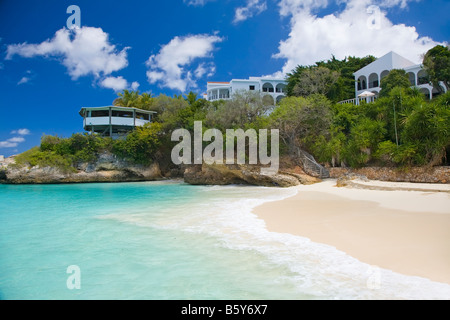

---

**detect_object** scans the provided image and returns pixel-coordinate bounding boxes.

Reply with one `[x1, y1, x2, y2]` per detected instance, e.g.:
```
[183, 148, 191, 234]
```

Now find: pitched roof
[354, 51, 416, 76]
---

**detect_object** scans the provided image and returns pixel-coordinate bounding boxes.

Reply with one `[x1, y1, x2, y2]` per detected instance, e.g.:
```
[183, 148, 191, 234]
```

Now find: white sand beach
[254, 179, 450, 285]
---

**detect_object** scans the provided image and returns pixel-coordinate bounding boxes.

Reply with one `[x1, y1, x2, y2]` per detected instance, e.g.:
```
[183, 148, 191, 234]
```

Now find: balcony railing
[84, 116, 150, 127]
[208, 94, 230, 101]
[337, 97, 378, 105]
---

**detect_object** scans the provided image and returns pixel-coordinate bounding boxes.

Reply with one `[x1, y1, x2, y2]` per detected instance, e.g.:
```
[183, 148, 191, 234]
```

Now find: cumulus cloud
[183, 0, 215, 6]
[100, 77, 141, 92]
[0, 141, 18, 148]
[17, 77, 31, 85]
[6, 27, 129, 80]
[234, 0, 268, 23]
[1, 129, 31, 149]
[274, 0, 438, 75]
[131, 81, 140, 91]
[100, 76, 129, 91]
[8, 137, 25, 143]
[0, 137, 25, 148]
[11, 129, 30, 135]
[146, 34, 223, 92]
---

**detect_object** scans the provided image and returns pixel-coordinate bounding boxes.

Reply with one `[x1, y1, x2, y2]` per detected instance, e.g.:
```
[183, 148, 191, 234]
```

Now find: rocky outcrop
[1, 152, 163, 184]
[0, 153, 321, 187]
[329, 166, 450, 184]
[183, 163, 318, 187]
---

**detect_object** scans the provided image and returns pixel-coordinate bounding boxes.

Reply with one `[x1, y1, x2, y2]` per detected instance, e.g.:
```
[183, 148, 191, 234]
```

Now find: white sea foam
[99, 184, 450, 300]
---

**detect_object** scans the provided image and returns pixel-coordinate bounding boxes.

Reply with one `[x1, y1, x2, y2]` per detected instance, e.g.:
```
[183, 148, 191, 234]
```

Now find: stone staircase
[297, 148, 330, 179]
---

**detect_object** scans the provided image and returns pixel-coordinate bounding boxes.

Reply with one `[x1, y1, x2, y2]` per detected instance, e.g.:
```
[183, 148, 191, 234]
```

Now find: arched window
[276, 83, 286, 93]
[262, 83, 274, 93]
[262, 94, 275, 106]
[369, 73, 379, 88]
[407, 72, 416, 86]
[380, 70, 390, 80]
[419, 87, 431, 100]
[418, 70, 429, 85]
[276, 95, 285, 104]
[357, 76, 367, 91]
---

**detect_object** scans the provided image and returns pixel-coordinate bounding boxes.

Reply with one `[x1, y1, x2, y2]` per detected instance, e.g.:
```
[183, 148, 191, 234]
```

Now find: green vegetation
[286, 55, 376, 102]
[423, 45, 450, 92]
[13, 47, 450, 173]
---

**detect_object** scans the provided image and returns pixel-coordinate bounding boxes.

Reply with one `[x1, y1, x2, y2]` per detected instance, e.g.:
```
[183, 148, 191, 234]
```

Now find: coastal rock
[2, 152, 163, 184]
[183, 163, 306, 187]
[330, 166, 450, 184]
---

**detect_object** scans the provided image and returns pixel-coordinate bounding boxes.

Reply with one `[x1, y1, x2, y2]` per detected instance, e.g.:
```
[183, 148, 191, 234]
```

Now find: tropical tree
[292, 66, 340, 97]
[379, 69, 411, 97]
[268, 94, 332, 154]
[206, 91, 273, 131]
[423, 45, 450, 92]
[113, 90, 141, 108]
[286, 55, 376, 102]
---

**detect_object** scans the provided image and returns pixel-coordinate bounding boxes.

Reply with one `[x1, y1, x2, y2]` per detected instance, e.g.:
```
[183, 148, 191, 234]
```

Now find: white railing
[337, 97, 378, 105]
[208, 94, 231, 101]
[84, 117, 150, 127]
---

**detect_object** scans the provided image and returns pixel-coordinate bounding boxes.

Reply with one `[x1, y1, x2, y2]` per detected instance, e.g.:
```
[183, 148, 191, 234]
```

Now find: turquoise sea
[0, 181, 449, 300]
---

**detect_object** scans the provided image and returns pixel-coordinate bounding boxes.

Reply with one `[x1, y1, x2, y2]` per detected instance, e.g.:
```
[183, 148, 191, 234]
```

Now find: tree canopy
[423, 45, 450, 92]
[379, 69, 411, 97]
[286, 55, 376, 102]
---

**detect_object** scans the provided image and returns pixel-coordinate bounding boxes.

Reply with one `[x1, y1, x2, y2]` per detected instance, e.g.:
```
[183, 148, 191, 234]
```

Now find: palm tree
[113, 90, 140, 108]
[137, 92, 154, 110]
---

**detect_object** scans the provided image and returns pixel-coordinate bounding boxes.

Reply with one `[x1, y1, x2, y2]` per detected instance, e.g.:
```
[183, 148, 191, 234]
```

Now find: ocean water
[0, 181, 449, 300]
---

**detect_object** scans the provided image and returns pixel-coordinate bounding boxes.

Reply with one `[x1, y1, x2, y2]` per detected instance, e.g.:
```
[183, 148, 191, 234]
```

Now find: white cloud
[100, 76, 129, 91]
[99, 76, 141, 92]
[146, 34, 223, 92]
[11, 129, 30, 135]
[234, 0, 268, 23]
[8, 137, 25, 143]
[17, 77, 31, 85]
[1, 129, 30, 149]
[0, 136, 26, 148]
[0, 141, 18, 148]
[274, 0, 438, 75]
[183, 0, 215, 6]
[6, 27, 129, 80]
[278, 0, 329, 16]
[131, 81, 140, 91]
[194, 63, 216, 78]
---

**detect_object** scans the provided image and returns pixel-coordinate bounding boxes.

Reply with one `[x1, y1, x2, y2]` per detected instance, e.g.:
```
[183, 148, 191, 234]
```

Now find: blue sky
[0, 0, 449, 157]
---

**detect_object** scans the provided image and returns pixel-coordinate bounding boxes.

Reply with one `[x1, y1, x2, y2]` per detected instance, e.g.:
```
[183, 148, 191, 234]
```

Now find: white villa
[79, 106, 156, 138]
[205, 77, 287, 104]
[344, 51, 447, 105]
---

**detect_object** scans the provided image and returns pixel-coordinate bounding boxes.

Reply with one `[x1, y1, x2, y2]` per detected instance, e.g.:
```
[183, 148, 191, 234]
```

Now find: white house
[79, 106, 156, 138]
[351, 51, 446, 103]
[206, 77, 287, 104]
[0, 155, 4, 163]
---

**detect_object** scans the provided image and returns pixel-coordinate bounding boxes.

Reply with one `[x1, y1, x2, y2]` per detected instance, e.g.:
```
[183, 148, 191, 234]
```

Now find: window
[249, 85, 255, 91]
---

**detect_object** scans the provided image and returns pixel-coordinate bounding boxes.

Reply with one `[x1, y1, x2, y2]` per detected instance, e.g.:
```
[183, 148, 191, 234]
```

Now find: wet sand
[254, 180, 450, 284]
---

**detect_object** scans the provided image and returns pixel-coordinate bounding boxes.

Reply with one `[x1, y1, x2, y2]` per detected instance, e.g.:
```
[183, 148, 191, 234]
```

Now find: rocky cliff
[183, 163, 319, 187]
[329, 166, 449, 184]
[0, 152, 162, 184]
[0, 153, 319, 187]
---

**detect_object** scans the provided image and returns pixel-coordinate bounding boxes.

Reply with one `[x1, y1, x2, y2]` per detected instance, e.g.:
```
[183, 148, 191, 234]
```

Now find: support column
[109, 107, 112, 137]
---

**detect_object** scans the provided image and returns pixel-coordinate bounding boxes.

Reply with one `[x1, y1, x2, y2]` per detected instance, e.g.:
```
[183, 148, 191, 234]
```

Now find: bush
[113, 122, 163, 165]
[12, 147, 76, 173]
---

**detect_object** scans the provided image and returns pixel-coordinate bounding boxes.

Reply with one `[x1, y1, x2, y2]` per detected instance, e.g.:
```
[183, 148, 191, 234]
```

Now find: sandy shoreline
[254, 180, 450, 285]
